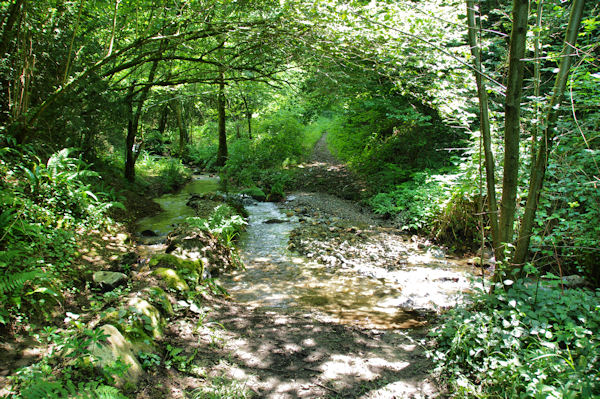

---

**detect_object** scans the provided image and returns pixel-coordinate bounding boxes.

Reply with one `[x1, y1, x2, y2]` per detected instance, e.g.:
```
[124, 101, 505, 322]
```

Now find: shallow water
[137, 176, 472, 329]
[137, 175, 220, 235]
[219, 202, 431, 328]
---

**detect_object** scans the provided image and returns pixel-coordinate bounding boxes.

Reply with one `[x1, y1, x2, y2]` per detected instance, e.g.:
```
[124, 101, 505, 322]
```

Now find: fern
[0, 270, 44, 295]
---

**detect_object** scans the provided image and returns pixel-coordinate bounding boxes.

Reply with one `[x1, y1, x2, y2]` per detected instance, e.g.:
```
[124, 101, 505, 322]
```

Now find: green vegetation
[1, 0, 599, 397]
[431, 281, 600, 397]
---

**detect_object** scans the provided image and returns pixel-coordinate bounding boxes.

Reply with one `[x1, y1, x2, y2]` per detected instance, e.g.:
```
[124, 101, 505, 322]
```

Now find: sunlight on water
[137, 177, 469, 330]
[220, 202, 427, 329]
[136, 175, 220, 235]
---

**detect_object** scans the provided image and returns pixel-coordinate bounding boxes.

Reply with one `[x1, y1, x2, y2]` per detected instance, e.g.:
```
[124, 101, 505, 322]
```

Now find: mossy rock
[151, 267, 190, 292]
[240, 187, 267, 202]
[88, 324, 144, 386]
[150, 253, 204, 288]
[126, 297, 165, 340]
[142, 286, 174, 316]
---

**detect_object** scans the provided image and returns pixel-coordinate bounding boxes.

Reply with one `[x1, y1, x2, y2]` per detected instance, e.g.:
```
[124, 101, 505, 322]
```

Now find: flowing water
[137, 175, 472, 330]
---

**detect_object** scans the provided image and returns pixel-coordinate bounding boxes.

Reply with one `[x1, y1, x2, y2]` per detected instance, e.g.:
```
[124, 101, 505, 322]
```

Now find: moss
[149, 253, 204, 288]
[240, 187, 267, 201]
[151, 267, 190, 292]
[142, 286, 174, 316]
[126, 297, 165, 340]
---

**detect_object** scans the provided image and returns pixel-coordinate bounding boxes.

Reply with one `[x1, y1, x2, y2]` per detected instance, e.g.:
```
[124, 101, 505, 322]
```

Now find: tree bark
[174, 99, 188, 156]
[466, 0, 501, 261]
[513, 0, 586, 267]
[497, 0, 530, 266]
[0, 0, 26, 125]
[158, 105, 169, 134]
[216, 65, 227, 166]
[124, 49, 163, 182]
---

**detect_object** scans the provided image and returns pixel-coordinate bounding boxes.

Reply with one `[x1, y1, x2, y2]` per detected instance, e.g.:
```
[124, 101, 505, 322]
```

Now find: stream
[137, 175, 473, 330]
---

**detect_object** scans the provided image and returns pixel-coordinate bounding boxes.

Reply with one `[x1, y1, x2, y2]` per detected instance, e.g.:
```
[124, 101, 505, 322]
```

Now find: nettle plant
[430, 281, 600, 398]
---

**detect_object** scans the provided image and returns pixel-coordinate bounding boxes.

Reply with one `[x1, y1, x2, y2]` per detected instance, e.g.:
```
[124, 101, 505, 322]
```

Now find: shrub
[430, 282, 600, 397]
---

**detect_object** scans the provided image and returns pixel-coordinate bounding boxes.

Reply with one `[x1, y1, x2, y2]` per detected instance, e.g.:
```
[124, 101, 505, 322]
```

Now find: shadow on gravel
[156, 298, 437, 399]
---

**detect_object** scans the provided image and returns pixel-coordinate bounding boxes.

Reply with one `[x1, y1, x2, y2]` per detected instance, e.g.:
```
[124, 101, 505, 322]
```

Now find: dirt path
[290, 134, 368, 201]
[142, 297, 437, 398]
[139, 135, 442, 398]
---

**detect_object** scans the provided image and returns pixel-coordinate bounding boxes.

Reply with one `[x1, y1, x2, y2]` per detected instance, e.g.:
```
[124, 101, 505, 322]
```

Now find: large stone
[165, 226, 236, 275]
[151, 267, 189, 292]
[93, 271, 128, 290]
[89, 324, 143, 387]
[149, 253, 204, 286]
[126, 297, 165, 339]
[239, 187, 267, 202]
[142, 286, 174, 316]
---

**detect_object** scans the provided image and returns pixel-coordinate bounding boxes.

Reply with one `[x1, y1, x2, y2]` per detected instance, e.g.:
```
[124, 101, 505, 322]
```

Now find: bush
[0, 144, 120, 326]
[431, 282, 600, 397]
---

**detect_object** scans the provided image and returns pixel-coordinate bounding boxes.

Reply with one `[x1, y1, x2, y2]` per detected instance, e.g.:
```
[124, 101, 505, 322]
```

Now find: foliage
[431, 283, 600, 397]
[10, 327, 129, 399]
[186, 204, 247, 243]
[135, 153, 191, 193]
[0, 143, 120, 326]
[221, 107, 313, 196]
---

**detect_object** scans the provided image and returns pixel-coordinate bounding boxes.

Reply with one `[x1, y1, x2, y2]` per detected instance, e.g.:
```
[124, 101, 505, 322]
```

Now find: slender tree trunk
[247, 111, 252, 139]
[531, 0, 544, 168]
[107, 0, 120, 57]
[158, 105, 168, 134]
[124, 83, 137, 181]
[124, 50, 162, 182]
[513, 0, 586, 267]
[174, 99, 188, 156]
[0, 0, 25, 56]
[63, 0, 85, 84]
[216, 65, 227, 166]
[466, 0, 501, 261]
[239, 91, 252, 139]
[497, 0, 530, 265]
[0, 0, 26, 125]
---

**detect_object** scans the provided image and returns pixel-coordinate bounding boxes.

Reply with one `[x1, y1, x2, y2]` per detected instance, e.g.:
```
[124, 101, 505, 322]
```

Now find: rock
[267, 191, 285, 202]
[92, 271, 127, 290]
[264, 219, 286, 224]
[126, 297, 165, 339]
[165, 226, 237, 275]
[140, 229, 158, 237]
[427, 247, 446, 259]
[151, 267, 190, 292]
[239, 187, 267, 202]
[561, 275, 588, 288]
[141, 286, 174, 316]
[89, 324, 144, 386]
[149, 253, 205, 285]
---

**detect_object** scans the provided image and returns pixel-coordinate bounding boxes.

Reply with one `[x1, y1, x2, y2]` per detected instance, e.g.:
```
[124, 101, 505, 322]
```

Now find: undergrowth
[430, 281, 600, 398]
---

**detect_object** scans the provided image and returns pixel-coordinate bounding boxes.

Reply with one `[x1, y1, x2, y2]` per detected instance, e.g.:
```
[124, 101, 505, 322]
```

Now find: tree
[467, 0, 587, 279]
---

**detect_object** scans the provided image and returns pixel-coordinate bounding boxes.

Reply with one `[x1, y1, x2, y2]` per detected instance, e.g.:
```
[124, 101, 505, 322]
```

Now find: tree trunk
[216, 66, 227, 166]
[466, 0, 501, 261]
[174, 99, 188, 156]
[0, 0, 26, 126]
[246, 111, 252, 139]
[158, 105, 168, 134]
[513, 0, 586, 267]
[497, 0, 530, 268]
[124, 84, 136, 182]
[124, 49, 163, 182]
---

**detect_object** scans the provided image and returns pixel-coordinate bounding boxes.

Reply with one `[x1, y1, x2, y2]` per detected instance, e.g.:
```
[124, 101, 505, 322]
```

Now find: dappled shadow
[161, 297, 437, 399]
[290, 134, 367, 201]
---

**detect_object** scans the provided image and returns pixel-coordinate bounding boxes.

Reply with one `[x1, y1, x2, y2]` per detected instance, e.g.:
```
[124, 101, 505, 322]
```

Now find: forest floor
[134, 134, 442, 398]
[0, 135, 444, 399]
